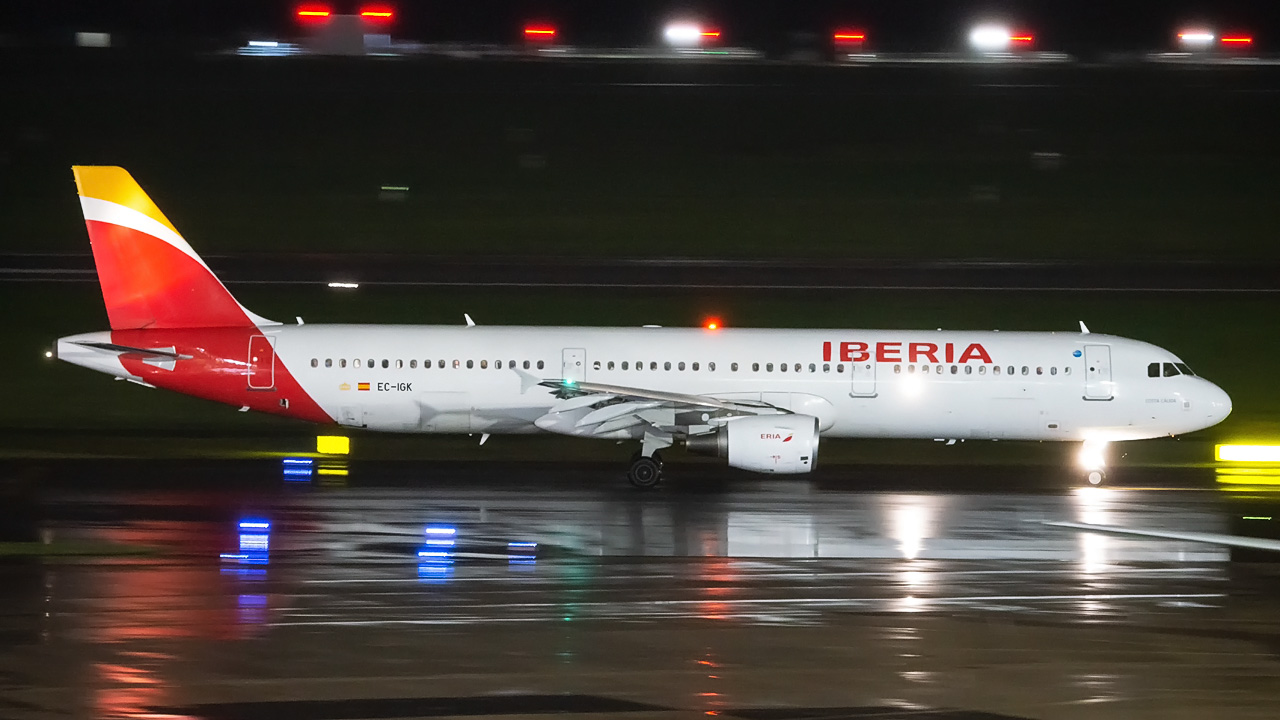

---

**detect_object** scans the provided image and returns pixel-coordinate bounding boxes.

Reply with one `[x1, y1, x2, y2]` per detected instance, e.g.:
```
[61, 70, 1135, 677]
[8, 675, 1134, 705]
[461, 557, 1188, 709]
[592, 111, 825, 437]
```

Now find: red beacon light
[1221, 35, 1254, 46]
[296, 5, 332, 21]
[833, 30, 867, 44]
[1010, 33, 1034, 45]
[359, 6, 394, 21]
[524, 25, 558, 42]
[704, 318, 722, 331]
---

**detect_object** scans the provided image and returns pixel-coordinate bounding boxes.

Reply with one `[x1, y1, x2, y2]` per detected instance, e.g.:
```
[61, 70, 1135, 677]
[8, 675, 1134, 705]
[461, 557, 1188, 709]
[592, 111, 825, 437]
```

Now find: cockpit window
[1162, 362, 1179, 377]
[1175, 362, 1195, 377]
[1148, 363, 1159, 378]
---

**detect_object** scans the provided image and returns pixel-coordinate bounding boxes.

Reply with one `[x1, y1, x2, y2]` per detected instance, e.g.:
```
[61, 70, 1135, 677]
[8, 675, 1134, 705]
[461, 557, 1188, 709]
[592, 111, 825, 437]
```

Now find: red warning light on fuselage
[833, 30, 866, 43]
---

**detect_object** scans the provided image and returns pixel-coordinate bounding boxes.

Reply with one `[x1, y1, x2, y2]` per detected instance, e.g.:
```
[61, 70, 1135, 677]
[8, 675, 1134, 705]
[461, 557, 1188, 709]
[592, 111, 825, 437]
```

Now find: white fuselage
[254, 326, 1230, 442]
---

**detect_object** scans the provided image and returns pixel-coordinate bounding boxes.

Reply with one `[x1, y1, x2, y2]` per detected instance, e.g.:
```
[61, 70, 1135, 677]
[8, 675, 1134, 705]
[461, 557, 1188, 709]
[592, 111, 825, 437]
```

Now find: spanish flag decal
[357, 382, 371, 391]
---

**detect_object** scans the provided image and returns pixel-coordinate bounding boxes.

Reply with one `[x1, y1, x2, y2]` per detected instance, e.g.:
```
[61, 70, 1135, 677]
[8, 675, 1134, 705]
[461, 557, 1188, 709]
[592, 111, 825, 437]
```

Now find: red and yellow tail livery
[73, 166, 273, 330]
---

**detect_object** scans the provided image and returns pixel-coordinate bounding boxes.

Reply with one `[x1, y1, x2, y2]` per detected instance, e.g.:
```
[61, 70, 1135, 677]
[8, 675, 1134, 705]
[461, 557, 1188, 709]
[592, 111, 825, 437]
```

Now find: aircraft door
[1083, 344, 1113, 400]
[247, 335, 276, 390]
[849, 360, 877, 397]
[562, 348, 586, 384]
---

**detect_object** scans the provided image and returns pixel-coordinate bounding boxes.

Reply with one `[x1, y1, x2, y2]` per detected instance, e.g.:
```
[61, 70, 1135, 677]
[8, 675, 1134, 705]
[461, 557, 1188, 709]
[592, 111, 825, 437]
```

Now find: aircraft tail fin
[71, 166, 275, 330]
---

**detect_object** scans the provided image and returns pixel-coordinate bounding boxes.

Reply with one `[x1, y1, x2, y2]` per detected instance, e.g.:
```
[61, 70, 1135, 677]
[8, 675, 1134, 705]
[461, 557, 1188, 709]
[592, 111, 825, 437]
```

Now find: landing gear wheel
[628, 455, 663, 489]
[1086, 470, 1105, 486]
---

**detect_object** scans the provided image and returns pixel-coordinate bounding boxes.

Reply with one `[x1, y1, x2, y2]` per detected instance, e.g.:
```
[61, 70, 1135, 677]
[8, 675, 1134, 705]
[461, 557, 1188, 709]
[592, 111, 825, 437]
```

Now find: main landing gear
[628, 451, 663, 489]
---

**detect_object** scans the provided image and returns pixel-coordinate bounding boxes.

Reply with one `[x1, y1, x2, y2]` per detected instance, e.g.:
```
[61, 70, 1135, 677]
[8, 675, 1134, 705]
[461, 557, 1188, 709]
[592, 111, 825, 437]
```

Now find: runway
[3, 254, 1279, 293]
[2, 462, 1279, 719]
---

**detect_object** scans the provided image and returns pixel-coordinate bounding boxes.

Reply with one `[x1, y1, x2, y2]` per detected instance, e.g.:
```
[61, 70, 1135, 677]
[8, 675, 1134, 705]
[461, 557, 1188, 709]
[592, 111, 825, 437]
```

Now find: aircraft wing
[533, 379, 786, 439]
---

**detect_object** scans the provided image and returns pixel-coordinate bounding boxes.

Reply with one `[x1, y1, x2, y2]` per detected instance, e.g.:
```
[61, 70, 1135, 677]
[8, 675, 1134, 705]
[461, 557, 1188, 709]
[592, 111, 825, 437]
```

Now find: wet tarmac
[3, 463, 1280, 719]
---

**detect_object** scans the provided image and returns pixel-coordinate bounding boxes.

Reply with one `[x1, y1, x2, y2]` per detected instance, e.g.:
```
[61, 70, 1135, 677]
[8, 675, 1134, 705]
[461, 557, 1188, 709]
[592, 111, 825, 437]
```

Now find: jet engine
[685, 415, 820, 474]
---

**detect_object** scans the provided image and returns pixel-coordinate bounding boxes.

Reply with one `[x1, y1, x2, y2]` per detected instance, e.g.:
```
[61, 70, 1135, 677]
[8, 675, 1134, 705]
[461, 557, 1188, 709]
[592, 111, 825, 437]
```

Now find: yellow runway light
[317, 435, 350, 455]
[1216, 444, 1280, 463]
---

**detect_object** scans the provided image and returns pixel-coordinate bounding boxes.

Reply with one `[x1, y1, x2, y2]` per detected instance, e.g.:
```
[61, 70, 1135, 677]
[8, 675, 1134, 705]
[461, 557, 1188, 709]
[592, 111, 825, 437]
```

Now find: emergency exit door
[849, 360, 877, 397]
[247, 335, 276, 390]
[562, 348, 586, 384]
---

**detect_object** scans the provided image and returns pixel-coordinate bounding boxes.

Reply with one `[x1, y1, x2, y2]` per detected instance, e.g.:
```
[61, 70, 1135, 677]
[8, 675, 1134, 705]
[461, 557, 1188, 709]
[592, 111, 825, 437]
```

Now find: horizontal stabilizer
[74, 341, 190, 360]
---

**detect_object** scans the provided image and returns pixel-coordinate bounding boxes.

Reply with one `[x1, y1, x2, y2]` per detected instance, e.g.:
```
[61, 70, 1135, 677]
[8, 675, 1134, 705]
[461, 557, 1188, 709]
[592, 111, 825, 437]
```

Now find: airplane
[54, 166, 1232, 488]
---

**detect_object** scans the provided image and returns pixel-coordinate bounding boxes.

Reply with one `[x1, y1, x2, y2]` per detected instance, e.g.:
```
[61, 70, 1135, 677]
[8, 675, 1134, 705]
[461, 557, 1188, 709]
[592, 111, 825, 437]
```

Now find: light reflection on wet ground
[2, 463, 1279, 719]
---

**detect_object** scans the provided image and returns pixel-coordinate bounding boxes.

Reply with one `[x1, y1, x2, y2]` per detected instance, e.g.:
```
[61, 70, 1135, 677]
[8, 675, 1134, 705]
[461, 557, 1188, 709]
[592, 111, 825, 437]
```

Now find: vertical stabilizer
[72, 166, 275, 329]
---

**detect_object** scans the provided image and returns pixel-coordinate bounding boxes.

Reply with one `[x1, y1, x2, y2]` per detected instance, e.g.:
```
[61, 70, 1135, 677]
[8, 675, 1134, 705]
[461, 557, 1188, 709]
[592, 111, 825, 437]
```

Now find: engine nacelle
[686, 415, 820, 474]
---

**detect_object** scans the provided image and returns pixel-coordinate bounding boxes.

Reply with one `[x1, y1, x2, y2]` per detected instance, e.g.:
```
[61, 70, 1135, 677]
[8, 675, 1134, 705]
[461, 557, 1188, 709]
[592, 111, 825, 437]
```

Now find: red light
[701, 30, 721, 39]
[524, 26, 557, 39]
[704, 319, 721, 331]
[1010, 35, 1034, 43]
[1222, 37, 1254, 44]
[360, 6, 394, 20]
[296, 6, 331, 19]
[833, 30, 866, 42]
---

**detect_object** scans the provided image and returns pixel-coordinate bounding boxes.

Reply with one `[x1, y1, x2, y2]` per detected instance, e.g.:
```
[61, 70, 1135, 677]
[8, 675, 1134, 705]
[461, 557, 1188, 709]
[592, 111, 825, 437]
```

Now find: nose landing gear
[1079, 440, 1109, 486]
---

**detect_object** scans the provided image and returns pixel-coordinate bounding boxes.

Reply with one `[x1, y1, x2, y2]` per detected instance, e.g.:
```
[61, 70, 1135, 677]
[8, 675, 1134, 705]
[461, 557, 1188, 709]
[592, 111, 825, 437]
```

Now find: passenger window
[1007, 366, 1014, 375]
[1064, 367, 1071, 375]
[993, 365, 1000, 375]
[593, 361, 600, 370]
[438, 360, 445, 369]
[1021, 366, 1029, 376]
[708, 362, 715, 371]
[678, 362, 685, 371]
[978, 365, 986, 375]
[922, 364, 930, 374]
[496, 360, 503, 369]
[1050, 367, 1057, 376]
[340, 359, 347, 368]
[753, 363, 759, 372]
[767, 363, 774, 372]
[893, 364, 901, 374]
[837, 364, 845, 373]
[396, 359, 403, 369]
[780, 363, 787, 373]
[823, 363, 830, 373]
[452, 360, 460, 369]
[608, 361, 615, 370]
[936, 365, 943, 375]
[1148, 362, 1160, 378]
[794, 363, 801, 373]
[467, 360, 474, 369]
[509, 360, 515, 369]
[693, 362, 700, 371]
[965, 365, 972, 375]
[523, 360, 530, 370]
[950, 365, 958, 375]
[809, 363, 816, 373]
[621, 361, 628, 370]
[368, 359, 375, 368]
[409, 360, 417, 369]
[310, 358, 318, 368]
[325, 359, 333, 368]
[1036, 366, 1043, 375]
[1163, 362, 1179, 377]
[480, 360, 488, 369]
[537, 361, 545, 370]
[908, 365, 916, 374]
[354, 359, 361, 368]
[731, 362, 739, 372]
[1175, 362, 1194, 376]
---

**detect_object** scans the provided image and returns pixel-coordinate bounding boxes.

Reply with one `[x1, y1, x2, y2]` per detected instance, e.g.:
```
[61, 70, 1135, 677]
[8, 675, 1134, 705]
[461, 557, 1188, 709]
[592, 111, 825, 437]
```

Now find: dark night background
[4, 2, 1280, 54]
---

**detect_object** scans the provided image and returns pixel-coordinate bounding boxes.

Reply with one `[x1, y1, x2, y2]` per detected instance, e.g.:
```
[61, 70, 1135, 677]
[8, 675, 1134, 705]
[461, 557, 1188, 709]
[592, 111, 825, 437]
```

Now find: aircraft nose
[1206, 382, 1232, 424]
